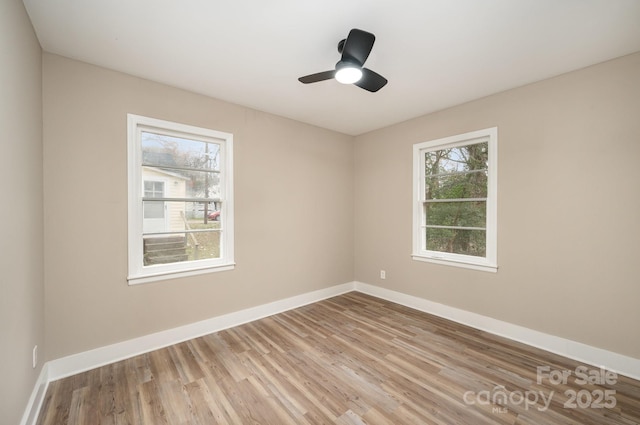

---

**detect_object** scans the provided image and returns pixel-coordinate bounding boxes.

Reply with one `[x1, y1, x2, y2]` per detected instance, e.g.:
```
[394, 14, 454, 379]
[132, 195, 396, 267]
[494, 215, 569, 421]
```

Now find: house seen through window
[128, 115, 234, 284]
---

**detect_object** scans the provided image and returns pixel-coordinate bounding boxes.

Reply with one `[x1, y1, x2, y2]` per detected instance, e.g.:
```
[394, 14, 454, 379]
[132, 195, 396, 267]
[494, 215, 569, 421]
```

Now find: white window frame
[412, 127, 497, 272]
[127, 114, 234, 284]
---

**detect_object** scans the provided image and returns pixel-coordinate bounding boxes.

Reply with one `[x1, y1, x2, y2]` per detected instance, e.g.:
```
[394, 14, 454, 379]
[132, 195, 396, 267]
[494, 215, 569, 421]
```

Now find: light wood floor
[37, 292, 640, 424]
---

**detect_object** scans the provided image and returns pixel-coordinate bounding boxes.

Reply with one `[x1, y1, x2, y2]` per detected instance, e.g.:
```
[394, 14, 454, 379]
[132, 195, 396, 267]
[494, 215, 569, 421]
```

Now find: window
[143, 181, 165, 220]
[127, 114, 234, 284]
[412, 127, 497, 272]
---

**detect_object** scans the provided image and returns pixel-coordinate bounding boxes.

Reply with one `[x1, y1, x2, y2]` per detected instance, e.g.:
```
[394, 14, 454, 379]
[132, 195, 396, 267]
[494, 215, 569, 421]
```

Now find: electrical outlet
[380, 270, 386, 279]
[32, 345, 38, 369]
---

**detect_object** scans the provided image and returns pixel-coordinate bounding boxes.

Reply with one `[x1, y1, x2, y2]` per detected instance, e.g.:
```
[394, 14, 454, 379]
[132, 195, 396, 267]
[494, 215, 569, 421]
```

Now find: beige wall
[0, 1, 45, 424]
[354, 52, 640, 359]
[43, 54, 354, 359]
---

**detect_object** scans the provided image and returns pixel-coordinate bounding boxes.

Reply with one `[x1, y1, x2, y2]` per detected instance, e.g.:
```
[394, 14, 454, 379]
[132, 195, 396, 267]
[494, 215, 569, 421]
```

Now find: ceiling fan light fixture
[298, 29, 387, 92]
[335, 66, 363, 84]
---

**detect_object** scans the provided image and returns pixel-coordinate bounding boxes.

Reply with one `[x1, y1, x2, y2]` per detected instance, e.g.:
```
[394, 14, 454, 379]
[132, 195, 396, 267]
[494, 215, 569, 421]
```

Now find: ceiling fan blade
[341, 28, 375, 66]
[354, 68, 388, 92]
[298, 70, 336, 84]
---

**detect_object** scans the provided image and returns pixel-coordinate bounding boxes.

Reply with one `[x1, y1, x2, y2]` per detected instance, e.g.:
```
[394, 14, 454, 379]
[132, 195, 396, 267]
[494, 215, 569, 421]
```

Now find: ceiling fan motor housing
[337, 39, 346, 54]
[336, 59, 361, 70]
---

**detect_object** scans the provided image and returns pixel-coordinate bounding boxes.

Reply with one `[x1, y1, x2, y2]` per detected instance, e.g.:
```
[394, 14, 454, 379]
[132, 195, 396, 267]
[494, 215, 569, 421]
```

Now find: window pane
[143, 201, 164, 219]
[425, 201, 486, 228]
[425, 170, 487, 200]
[142, 131, 221, 171]
[424, 142, 488, 175]
[142, 167, 220, 200]
[144, 181, 164, 198]
[425, 228, 486, 257]
[186, 231, 221, 262]
[143, 201, 221, 234]
[143, 231, 220, 266]
[189, 201, 222, 223]
[184, 170, 221, 199]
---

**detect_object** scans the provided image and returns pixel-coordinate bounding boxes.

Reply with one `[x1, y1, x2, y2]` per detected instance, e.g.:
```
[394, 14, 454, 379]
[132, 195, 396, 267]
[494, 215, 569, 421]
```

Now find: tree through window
[413, 128, 497, 272]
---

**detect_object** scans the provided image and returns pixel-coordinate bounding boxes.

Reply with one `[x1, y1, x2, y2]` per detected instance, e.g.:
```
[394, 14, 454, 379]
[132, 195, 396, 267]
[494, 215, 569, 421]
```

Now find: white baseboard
[47, 282, 354, 381]
[354, 281, 640, 381]
[24, 280, 639, 425]
[19, 363, 49, 425]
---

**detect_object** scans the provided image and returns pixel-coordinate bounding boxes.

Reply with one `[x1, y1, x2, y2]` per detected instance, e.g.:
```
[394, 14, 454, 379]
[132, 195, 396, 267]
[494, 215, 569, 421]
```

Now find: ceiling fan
[298, 28, 388, 92]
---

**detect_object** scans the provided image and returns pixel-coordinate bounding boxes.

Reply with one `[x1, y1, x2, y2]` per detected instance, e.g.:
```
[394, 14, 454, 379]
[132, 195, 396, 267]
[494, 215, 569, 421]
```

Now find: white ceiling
[23, 0, 640, 135]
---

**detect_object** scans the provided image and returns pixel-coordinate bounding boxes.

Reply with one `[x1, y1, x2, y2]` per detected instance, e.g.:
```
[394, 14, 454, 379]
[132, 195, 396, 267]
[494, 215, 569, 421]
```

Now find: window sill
[128, 262, 235, 285]
[412, 255, 497, 273]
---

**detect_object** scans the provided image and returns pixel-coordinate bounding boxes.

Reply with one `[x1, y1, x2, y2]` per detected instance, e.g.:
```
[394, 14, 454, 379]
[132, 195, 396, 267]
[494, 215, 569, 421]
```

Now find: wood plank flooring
[37, 292, 640, 424]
